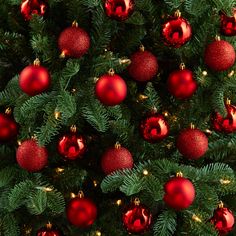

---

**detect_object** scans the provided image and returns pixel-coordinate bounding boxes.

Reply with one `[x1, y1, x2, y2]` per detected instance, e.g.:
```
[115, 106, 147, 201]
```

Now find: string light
[95, 230, 102, 236]
[54, 111, 61, 120]
[228, 70, 234, 78]
[55, 167, 65, 174]
[220, 179, 231, 185]
[43, 187, 53, 192]
[163, 111, 169, 117]
[70, 192, 77, 199]
[192, 214, 202, 222]
[202, 71, 208, 76]
[93, 180, 98, 187]
[143, 169, 149, 176]
[116, 199, 122, 206]
[137, 94, 148, 103]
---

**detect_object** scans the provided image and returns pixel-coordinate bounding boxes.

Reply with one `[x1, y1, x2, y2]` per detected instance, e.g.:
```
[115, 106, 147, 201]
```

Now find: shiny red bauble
[95, 69, 127, 106]
[162, 10, 192, 48]
[128, 46, 158, 82]
[176, 126, 208, 160]
[204, 38, 235, 71]
[19, 59, 51, 96]
[220, 10, 236, 36]
[16, 139, 48, 172]
[163, 174, 195, 210]
[21, 0, 49, 20]
[37, 223, 61, 236]
[101, 143, 133, 175]
[167, 64, 197, 99]
[58, 22, 90, 58]
[140, 113, 169, 143]
[104, 0, 135, 21]
[123, 199, 152, 234]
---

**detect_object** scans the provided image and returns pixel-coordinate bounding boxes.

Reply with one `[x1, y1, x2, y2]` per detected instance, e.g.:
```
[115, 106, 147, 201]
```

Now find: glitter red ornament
[163, 172, 195, 210]
[66, 191, 97, 228]
[58, 125, 86, 160]
[128, 45, 158, 82]
[162, 10, 192, 48]
[95, 69, 127, 106]
[220, 9, 236, 36]
[104, 0, 135, 21]
[58, 21, 90, 58]
[204, 37, 235, 71]
[19, 59, 51, 96]
[16, 139, 48, 172]
[101, 143, 133, 175]
[37, 223, 61, 236]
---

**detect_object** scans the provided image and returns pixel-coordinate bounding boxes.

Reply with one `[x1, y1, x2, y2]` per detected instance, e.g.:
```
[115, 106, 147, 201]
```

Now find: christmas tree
[0, 0, 236, 235]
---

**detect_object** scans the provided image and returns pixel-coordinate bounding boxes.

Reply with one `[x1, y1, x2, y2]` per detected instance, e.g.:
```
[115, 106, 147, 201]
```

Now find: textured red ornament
[220, 10, 236, 36]
[176, 126, 208, 160]
[128, 45, 158, 82]
[104, 0, 135, 21]
[19, 59, 51, 96]
[204, 38, 235, 71]
[95, 69, 127, 106]
[140, 114, 169, 143]
[37, 223, 61, 236]
[163, 174, 195, 210]
[123, 199, 152, 234]
[162, 10, 192, 48]
[58, 22, 90, 58]
[16, 139, 48, 172]
[101, 143, 133, 175]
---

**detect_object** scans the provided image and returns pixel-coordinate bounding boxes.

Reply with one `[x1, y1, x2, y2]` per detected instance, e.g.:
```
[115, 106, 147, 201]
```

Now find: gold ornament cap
[108, 68, 115, 76]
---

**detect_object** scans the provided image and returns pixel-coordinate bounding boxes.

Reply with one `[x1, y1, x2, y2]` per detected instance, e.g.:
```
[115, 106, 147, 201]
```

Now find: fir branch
[46, 191, 65, 214]
[0, 167, 16, 188]
[2, 214, 20, 236]
[143, 82, 161, 110]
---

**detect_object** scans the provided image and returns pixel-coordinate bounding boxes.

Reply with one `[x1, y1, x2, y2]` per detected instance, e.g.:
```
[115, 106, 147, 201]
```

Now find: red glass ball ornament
[101, 143, 133, 175]
[220, 10, 236, 36]
[19, 59, 51, 96]
[16, 139, 48, 172]
[162, 10, 192, 48]
[123, 199, 152, 234]
[37, 223, 61, 236]
[140, 113, 169, 143]
[104, 0, 135, 21]
[21, 0, 49, 21]
[204, 37, 235, 71]
[95, 69, 127, 106]
[163, 174, 195, 210]
[176, 126, 208, 160]
[167, 64, 197, 99]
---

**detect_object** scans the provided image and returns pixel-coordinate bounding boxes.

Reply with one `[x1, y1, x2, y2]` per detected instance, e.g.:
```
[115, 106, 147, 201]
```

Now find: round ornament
[104, 0, 135, 21]
[16, 139, 48, 172]
[101, 143, 133, 175]
[58, 21, 90, 58]
[163, 172, 195, 210]
[220, 9, 236, 36]
[66, 191, 97, 228]
[37, 223, 61, 236]
[128, 45, 158, 82]
[95, 69, 127, 106]
[161, 10, 192, 48]
[19, 59, 51, 96]
[123, 198, 152, 234]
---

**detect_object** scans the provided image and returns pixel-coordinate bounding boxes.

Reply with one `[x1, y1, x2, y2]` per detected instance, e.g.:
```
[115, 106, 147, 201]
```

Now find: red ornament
[104, 0, 135, 21]
[37, 223, 61, 236]
[123, 198, 152, 234]
[66, 191, 97, 228]
[163, 173, 195, 210]
[162, 10, 192, 48]
[58, 21, 90, 58]
[101, 143, 133, 175]
[95, 69, 127, 106]
[21, 0, 48, 20]
[140, 113, 169, 143]
[220, 9, 236, 36]
[210, 202, 235, 235]
[19, 59, 51, 96]
[16, 139, 48, 172]
[176, 125, 208, 160]
[167, 63, 197, 99]
[0, 108, 18, 142]
[128, 45, 158, 82]
[204, 37, 235, 71]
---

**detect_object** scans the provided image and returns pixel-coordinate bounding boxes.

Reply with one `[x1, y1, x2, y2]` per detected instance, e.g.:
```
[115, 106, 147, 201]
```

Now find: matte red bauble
[140, 113, 169, 143]
[176, 125, 208, 160]
[101, 143, 133, 175]
[167, 63, 197, 99]
[66, 191, 97, 228]
[204, 37, 235, 71]
[163, 173, 195, 210]
[58, 125, 86, 160]
[21, 0, 48, 20]
[162, 10, 192, 48]
[19, 59, 51, 96]
[220, 10, 236, 36]
[37, 223, 61, 236]
[123, 198, 152, 234]
[95, 69, 127, 106]
[16, 139, 48, 172]
[128, 45, 158, 82]
[58, 21, 90, 58]
[104, 0, 135, 21]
